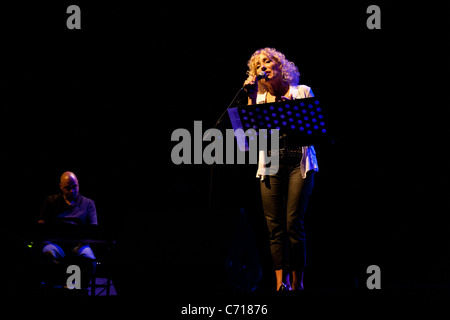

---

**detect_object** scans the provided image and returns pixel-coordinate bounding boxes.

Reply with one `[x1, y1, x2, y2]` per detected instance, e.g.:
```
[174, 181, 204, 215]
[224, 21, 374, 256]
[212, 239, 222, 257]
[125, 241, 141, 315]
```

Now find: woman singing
[243, 48, 319, 292]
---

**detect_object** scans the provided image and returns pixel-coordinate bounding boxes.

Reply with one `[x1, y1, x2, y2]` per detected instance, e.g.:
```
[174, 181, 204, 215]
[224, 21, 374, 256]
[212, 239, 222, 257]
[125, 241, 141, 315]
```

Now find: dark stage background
[2, 0, 449, 304]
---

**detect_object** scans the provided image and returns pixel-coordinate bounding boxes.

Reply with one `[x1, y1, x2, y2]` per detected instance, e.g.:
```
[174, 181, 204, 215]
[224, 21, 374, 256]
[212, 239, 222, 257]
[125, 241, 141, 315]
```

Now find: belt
[268, 146, 302, 160]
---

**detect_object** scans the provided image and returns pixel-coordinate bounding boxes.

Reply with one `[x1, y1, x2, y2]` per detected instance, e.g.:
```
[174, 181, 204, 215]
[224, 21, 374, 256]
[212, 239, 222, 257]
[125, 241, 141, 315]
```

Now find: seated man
[38, 171, 98, 291]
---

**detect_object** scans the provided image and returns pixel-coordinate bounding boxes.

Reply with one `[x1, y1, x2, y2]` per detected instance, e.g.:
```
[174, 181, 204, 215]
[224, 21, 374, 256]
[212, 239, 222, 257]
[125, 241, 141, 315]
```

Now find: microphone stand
[214, 87, 244, 128]
[208, 87, 245, 209]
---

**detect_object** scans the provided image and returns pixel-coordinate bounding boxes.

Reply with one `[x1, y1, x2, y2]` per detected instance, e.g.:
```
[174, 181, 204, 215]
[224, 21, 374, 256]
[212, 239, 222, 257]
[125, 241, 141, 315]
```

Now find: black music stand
[227, 97, 330, 149]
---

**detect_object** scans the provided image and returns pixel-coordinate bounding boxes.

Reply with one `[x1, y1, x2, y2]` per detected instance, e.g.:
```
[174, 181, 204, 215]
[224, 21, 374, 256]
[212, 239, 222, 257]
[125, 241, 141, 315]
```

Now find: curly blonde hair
[247, 47, 300, 93]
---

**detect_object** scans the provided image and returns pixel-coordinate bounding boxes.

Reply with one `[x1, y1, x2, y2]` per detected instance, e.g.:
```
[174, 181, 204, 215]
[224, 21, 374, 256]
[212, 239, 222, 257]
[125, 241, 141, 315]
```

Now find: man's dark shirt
[39, 193, 98, 226]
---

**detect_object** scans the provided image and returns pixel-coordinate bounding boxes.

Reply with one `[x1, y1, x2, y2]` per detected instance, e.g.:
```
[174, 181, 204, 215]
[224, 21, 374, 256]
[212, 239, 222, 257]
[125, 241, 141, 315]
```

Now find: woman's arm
[243, 75, 258, 105]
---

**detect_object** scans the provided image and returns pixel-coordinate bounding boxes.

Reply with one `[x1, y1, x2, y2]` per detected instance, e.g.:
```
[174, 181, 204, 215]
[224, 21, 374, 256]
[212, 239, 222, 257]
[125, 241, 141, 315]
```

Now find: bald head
[59, 171, 79, 203]
[60, 171, 78, 184]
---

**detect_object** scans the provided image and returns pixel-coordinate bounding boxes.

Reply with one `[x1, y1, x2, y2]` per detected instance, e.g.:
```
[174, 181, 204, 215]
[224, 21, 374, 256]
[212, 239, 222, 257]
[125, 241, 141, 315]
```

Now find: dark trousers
[260, 158, 314, 272]
[40, 241, 96, 289]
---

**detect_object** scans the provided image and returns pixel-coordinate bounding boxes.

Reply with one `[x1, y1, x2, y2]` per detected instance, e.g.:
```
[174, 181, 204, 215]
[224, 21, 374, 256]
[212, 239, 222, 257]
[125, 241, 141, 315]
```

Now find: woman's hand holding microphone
[243, 71, 266, 104]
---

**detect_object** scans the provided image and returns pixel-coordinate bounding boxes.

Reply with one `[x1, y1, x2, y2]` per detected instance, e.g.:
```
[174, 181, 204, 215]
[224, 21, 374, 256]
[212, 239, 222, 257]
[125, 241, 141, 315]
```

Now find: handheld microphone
[244, 71, 267, 93]
[256, 71, 268, 80]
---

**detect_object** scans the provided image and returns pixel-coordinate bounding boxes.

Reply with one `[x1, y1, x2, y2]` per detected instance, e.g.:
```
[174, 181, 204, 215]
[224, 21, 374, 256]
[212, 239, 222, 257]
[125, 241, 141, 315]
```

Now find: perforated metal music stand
[227, 97, 329, 151]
